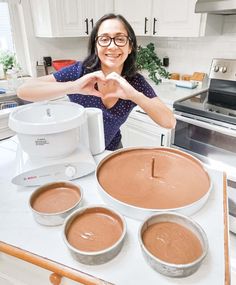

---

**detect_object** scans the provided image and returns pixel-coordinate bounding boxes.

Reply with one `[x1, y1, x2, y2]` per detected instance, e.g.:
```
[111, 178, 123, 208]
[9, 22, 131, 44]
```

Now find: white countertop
[129, 79, 208, 126]
[147, 79, 208, 107]
[0, 137, 231, 285]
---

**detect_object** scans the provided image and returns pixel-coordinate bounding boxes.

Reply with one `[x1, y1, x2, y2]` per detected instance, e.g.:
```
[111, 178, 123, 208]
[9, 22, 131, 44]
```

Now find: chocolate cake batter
[66, 207, 123, 252]
[97, 148, 210, 209]
[142, 221, 203, 264]
[32, 184, 81, 213]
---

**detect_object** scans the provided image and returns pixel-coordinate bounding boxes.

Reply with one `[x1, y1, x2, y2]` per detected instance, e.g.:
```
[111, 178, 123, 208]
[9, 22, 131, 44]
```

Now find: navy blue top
[53, 62, 157, 150]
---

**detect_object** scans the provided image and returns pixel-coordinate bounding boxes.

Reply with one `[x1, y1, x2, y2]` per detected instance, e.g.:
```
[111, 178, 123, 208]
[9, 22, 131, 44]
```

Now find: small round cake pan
[29, 181, 83, 226]
[63, 205, 126, 265]
[139, 212, 208, 278]
[96, 147, 212, 220]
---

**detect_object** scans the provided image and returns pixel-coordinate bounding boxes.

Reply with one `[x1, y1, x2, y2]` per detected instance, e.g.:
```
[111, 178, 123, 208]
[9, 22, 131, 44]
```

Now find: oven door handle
[175, 114, 236, 137]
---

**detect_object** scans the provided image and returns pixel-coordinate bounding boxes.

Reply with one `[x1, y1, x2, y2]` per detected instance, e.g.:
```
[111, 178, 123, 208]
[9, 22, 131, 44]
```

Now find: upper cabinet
[30, 0, 222, 37]
[152, 0, 222, 37]
[30, 0, 113, 37]
[114, 0, 222, 37]
[114, 0, 152, 36]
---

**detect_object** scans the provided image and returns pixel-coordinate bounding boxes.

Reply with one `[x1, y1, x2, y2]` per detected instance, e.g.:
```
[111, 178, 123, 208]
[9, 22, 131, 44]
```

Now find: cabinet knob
[49, 273, 62, 285]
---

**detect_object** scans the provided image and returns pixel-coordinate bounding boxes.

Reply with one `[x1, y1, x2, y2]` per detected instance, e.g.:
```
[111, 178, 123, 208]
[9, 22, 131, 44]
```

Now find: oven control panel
[209, 58, 236, 81]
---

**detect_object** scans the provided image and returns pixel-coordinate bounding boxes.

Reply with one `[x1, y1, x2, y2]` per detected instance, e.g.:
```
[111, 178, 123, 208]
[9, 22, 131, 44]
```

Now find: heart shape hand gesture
[71, 71, 137, 101]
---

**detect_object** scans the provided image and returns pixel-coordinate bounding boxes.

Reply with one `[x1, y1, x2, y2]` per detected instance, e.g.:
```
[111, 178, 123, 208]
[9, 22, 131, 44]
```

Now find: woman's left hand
[102, 72, 139, 101]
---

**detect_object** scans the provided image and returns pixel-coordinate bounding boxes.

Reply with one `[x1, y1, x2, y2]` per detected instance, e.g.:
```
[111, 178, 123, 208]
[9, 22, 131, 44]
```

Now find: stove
[171, 58, 236, 234]
[174, 58, 236, 126]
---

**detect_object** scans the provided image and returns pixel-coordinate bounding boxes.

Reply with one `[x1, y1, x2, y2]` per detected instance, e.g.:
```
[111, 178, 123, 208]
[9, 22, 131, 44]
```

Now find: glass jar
[6, 68, 18, 91]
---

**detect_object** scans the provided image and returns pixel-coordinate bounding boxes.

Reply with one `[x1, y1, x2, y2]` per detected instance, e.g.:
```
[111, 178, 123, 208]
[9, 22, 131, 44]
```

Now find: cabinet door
[87, 0, 113, 32]
[121, 117, 170, 148]
[30, 0, 54, 37]
[114, 0, 152, 36]
[55, 0, 87, 37]
[152, 0, 202, 37]
[30, 0, 113, 37]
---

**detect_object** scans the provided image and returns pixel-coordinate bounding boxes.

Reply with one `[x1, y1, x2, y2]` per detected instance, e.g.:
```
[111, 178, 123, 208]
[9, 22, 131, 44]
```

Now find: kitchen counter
[129, 79, 208, 126]
[0, 137, 231, 284]
[146, 79, 208, 107]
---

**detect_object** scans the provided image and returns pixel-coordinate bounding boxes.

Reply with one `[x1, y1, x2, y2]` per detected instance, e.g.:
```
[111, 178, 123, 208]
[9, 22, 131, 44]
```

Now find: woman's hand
[100, 72, 139, 101]
[70, 71, 107, 97]
[101, 72, 176, 129]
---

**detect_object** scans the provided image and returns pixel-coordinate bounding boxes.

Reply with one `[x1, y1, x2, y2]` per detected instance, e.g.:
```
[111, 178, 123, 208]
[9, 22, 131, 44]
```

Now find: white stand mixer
[8, 101, 105, 186]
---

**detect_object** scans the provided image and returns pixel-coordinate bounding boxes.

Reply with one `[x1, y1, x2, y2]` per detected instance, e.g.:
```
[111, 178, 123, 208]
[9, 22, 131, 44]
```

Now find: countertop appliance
[172, 58, 236, 233]
[8, 101, 105, 186]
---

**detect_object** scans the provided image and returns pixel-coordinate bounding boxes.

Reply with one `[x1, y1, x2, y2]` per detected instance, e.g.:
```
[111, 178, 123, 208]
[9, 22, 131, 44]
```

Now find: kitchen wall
[140, 34, 236, 75]
[21, 0, 236, 78]
[28, 33, 236, 76]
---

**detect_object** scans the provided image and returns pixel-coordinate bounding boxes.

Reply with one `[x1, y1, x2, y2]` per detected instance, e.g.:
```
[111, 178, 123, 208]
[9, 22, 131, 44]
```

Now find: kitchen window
[0, 2, 14, 52]
[0, 0, 29, 75]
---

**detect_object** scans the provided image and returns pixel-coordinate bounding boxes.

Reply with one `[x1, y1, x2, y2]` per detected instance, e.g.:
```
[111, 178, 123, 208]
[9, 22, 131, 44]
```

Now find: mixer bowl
[8, 101, 86, 158]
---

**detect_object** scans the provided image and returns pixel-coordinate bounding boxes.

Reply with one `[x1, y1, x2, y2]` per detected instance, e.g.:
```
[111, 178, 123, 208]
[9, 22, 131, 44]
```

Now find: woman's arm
[17, 72, 106, 102]
[17, 75, 72, 102]
[105, 72, 176, 129]
[132, 95, 176, 129]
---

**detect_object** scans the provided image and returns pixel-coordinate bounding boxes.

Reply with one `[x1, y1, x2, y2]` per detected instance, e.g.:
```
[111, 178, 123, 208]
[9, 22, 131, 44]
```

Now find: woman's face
[96, 18, 132, 75]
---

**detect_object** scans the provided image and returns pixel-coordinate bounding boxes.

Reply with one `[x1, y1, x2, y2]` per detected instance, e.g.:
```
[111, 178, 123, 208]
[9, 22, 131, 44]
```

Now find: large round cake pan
[96, 147, 212, 220]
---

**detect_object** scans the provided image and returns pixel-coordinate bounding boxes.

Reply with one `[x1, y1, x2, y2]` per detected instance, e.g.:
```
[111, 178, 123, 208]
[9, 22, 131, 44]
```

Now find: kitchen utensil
[139, 212, 208, 277]
[29, 181, 83, 226]
[63, 205, 126, 265]
[96, 147, 212, 220]
[9, 102, 105, 186]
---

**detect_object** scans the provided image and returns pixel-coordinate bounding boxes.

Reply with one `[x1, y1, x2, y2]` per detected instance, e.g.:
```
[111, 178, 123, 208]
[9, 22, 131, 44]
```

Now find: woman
[18, 13, 176, 151]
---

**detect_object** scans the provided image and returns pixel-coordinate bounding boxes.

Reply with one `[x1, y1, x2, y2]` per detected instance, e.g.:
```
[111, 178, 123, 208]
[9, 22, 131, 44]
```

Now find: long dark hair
[82, 13, 137, 78]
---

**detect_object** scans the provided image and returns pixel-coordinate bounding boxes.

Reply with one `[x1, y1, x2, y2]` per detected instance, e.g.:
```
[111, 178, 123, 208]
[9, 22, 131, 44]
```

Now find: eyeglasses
[96, 35, 130, 47]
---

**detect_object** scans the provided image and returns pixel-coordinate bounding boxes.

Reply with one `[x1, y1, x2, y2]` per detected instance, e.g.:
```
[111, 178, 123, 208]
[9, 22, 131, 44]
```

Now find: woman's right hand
[70, 71, 106, 97]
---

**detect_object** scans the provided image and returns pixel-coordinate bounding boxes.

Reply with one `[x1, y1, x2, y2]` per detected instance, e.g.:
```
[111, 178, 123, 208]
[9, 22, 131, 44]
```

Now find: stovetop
[174, 91, 236, 125]
[174, 58, 236, 125]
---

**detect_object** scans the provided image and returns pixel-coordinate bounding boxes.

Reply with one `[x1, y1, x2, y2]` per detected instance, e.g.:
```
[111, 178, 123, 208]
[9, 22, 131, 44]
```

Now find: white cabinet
[30, 0, 113, 37]
[152, 0, 222, 37]
[114, 0, 152, 36]
[114, 0, 222, 37]
[153, 0, 202, 37]
[121, 115, 171, 148]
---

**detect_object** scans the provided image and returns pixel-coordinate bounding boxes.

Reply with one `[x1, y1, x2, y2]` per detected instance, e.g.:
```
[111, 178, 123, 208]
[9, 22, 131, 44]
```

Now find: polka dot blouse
[53, 61, 157, 151]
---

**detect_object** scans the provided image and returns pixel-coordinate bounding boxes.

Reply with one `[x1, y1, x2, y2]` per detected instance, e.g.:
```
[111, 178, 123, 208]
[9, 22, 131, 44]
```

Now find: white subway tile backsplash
[137, 33, 236, 75]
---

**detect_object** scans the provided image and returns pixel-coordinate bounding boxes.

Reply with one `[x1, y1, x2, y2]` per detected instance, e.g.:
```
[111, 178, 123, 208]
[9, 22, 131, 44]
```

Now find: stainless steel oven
[172, 111, 236, 181]
[171, 58, 236, 233]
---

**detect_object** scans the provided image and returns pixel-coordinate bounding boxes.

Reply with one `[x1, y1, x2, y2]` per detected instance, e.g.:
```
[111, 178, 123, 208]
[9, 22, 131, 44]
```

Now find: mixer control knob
[65, 165, 76, 178]
[220, 66, 227, 73]
[214, 65, 219, 72]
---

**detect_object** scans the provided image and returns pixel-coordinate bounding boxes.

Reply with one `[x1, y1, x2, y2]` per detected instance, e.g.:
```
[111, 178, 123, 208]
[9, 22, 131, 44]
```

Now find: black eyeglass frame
[96, 35, 131, 47]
